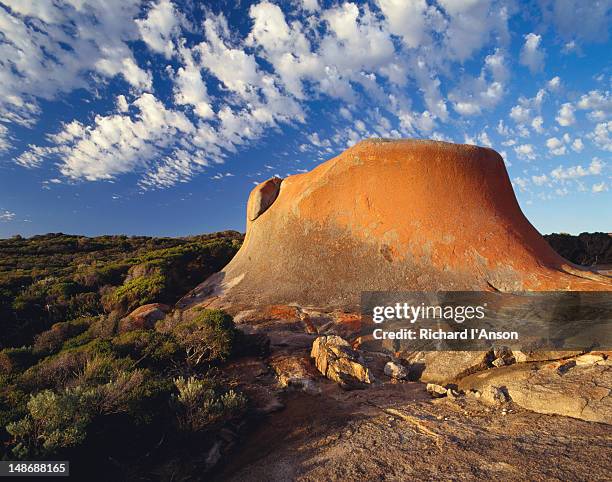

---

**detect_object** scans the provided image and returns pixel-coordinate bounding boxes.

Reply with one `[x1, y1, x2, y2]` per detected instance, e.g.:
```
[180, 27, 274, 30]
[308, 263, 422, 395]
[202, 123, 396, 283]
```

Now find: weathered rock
[119, 303, 170, 332]
[181, 139, 610, 314]
[492, 347, 515, 367]
[420, 350, 493, 384]
[247, 176, 282, 221]
[426, 383, 448, 398]
[311, 335, 372, 389]
[459, 361, 612, 423]
[512, 350, 583, 363]
[384, 361, 409, 380]
[269, 354, 319, 393]
[574, 353, 605, 366]
[481, 385, 509, 406]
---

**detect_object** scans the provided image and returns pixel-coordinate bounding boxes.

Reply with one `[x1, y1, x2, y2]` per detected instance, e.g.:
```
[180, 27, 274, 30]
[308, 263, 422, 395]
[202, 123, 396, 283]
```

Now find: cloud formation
[0, 0, 610, 198]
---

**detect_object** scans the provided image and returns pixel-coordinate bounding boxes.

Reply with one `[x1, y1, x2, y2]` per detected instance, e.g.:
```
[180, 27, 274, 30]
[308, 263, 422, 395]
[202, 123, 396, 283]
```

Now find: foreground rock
[269, 354, 319, 393]
[419, 350, 493, 384]
[459, 357, 611, 423]
[384, 361, 409, 380]
[311, 335, 372, 389]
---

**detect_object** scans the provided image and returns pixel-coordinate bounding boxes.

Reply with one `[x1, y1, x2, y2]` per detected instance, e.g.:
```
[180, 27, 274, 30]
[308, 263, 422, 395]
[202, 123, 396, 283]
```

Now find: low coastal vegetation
[0, 232, 251, 477]
[0, 230, 606, 476]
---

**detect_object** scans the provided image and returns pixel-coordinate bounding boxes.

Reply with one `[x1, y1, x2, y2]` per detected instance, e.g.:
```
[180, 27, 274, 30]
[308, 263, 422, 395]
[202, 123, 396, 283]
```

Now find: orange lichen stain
[334, 312, 362, 332]
[265, 305, 301, 321]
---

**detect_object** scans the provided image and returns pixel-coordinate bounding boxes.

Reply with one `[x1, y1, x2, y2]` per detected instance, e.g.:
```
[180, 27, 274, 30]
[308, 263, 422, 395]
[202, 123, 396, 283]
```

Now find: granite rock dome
[181, 139, 610, 312]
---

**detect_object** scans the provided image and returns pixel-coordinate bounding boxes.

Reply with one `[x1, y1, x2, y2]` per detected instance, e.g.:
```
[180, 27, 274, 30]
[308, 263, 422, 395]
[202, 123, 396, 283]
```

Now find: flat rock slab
[213, 386, 612, 481]
[458, 360, 612, 423]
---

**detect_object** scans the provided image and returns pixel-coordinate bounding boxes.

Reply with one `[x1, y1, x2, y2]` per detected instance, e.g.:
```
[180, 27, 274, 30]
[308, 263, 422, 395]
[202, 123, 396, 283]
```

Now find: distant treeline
[544, 232, 612, 266]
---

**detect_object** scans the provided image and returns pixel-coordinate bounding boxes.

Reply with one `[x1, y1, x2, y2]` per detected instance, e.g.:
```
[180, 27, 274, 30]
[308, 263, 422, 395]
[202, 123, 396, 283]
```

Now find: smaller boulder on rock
[426, 383, 448, 398]
[311, 335, 372, 389]
[119, 303, 171, 332]
[384, 361, 409, 380]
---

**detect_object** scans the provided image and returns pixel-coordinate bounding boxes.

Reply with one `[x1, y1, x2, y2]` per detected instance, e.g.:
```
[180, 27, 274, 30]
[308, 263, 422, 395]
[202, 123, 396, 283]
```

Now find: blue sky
[0, 0, 610, 238]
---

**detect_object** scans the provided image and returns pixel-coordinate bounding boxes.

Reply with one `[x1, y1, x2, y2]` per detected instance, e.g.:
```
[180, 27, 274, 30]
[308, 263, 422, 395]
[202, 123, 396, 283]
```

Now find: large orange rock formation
[183, 139, 610, 312]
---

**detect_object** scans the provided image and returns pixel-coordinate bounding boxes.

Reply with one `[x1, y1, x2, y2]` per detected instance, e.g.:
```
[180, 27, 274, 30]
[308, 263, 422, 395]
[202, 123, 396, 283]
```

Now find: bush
[33, 318, 90, 356]
[105, 273, 166, 315]
[111, 330, 182, 367]
[6, 389, 93, 458]
[172, 376, 246, 432]
[172, 310, 236, 367]
[19, 340, 115, 390]
[0, 347, 35, 376]
[6, 369, 154, 458]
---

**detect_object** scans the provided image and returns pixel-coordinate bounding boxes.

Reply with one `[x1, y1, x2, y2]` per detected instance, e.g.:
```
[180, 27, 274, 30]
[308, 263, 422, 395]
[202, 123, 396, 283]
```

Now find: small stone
[492, 357, 506, 367]
[426, 383, 448, 398]
[384, 361, 409, 380]
[481, 385, 509, 406]
[467, 389, 481, 399]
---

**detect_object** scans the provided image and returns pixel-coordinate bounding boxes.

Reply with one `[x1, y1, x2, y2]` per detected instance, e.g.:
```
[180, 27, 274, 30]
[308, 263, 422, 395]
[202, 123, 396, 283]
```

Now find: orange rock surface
[184, 139, 610, 312]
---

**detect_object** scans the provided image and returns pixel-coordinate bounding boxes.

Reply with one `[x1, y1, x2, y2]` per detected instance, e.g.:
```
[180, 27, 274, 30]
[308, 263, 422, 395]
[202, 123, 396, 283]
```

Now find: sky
[0, 0, 610, 238]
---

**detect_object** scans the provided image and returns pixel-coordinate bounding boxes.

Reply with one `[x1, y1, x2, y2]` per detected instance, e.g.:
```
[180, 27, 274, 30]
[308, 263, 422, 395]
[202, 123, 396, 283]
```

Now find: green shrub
[6, 389, 93, 458]
[6, 369, 153, 458]
[33, 318, 90, 356]
[105, 273, 166, 314]
[0, 347, 35, 376]
[20, 340, 115, 390]
[111, 330, 182, 367]
[172, 376, 246, 432]
[172, 310, 236, 367]
[0, 384, 29, 427]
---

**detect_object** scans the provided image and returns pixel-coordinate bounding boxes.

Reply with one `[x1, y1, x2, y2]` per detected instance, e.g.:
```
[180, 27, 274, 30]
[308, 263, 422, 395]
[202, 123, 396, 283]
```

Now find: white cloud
[512, 176, 529, 191]
[301, 0, 320, 12]
[519, 33, 545, 73]
[556, 103, 575, 126]
[0, 0, 151, 126]
[173, 45, 214, 119]
[0, 210, 16, 222]
[449, 48, 509, 117]
[531, 116, 544, 133]
[376, 0, 429, 49]
[478, 130, 493, 147]
[576, 90, 612, 121]
[550, 158, 605, 180]
[514, 143, 537, 160]
[438, 0, 508, 62]
[592, 182, 607, 193]
[545, 137, 566, 155]
[116, 95, 129, 113]
[532, 174, 548, 185]
[18, 94, 197, 182]
[510, 105, 531, 123]
[399, 110, 436, 133]
[547, 76, 561, 91]
[308, 132, 331, 148]
[571, 138, 584, 152]
[0, 123, 10, 151]
[588, 121, 612, 151]
[136, 0, 183, 59]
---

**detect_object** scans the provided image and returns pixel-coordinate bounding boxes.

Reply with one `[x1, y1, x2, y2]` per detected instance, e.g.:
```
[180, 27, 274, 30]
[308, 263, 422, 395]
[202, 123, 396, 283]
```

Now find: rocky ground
[193, 305, 612, 481]
[214, 388, 611, 481]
